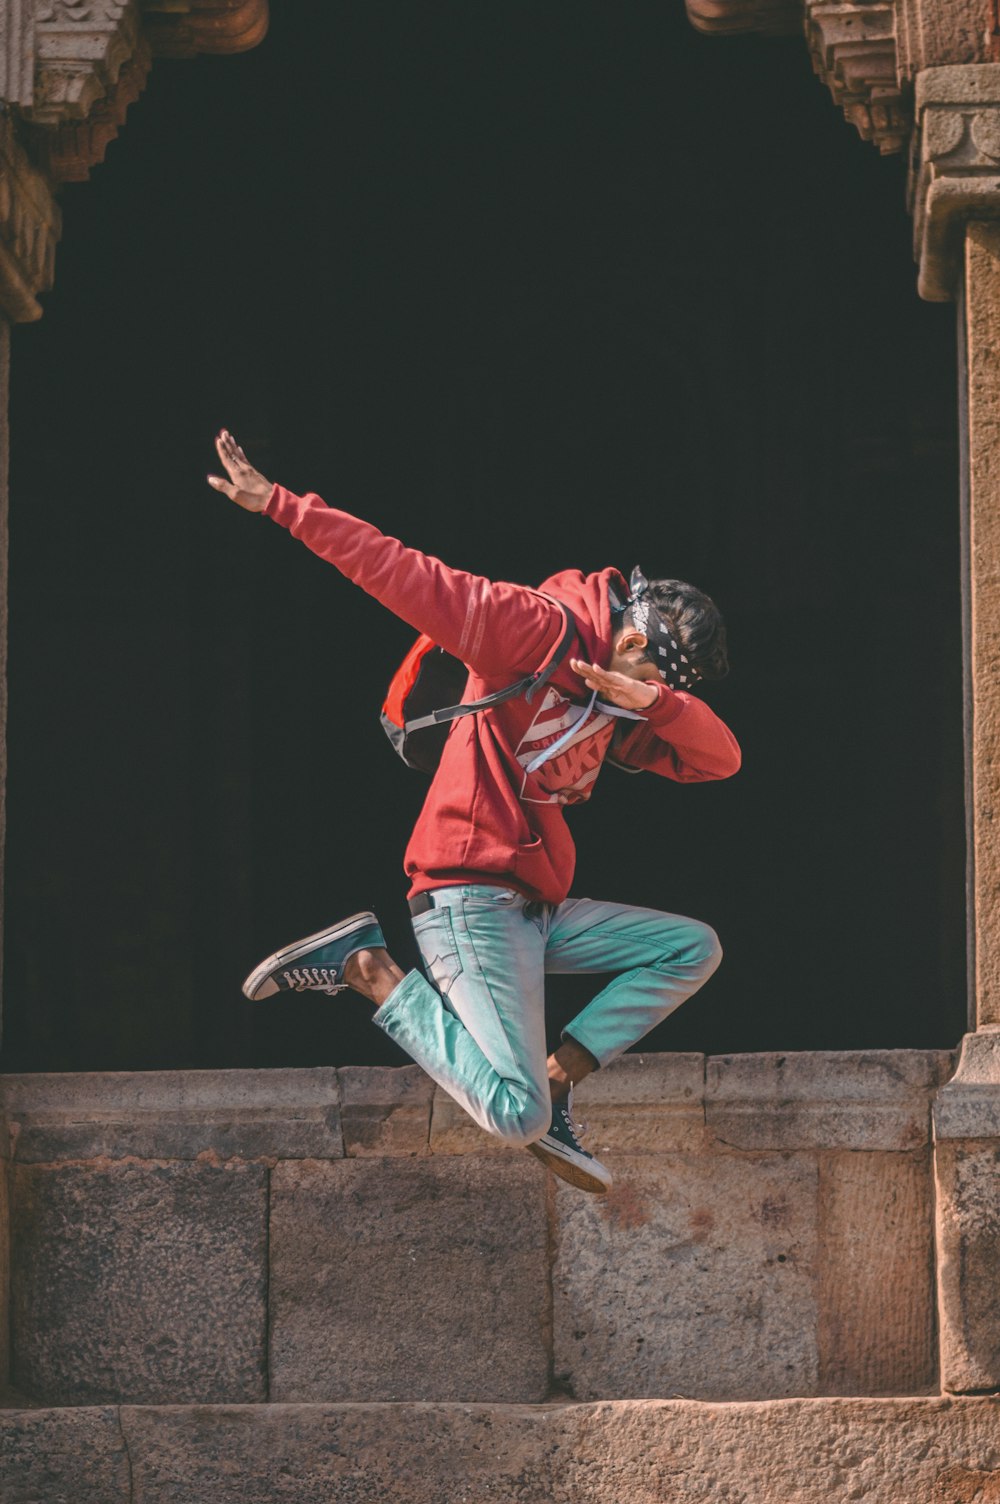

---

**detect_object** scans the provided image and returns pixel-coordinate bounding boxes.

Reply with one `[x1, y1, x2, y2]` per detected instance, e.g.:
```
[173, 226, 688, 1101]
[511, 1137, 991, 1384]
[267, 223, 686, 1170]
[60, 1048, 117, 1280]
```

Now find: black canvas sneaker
[527, 1086, 612, 1194]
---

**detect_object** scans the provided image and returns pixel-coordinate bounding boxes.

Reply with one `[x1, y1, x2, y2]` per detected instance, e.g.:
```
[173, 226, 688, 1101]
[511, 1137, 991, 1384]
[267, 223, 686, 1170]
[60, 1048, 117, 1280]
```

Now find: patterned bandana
[619, 566, 701, 691]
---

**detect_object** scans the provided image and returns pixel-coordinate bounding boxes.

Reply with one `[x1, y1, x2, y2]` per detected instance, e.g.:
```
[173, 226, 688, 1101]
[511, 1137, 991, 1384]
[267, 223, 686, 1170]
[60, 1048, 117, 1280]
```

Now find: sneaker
[242, 912, 385, 1000]
[526, 1086, 613, 1195]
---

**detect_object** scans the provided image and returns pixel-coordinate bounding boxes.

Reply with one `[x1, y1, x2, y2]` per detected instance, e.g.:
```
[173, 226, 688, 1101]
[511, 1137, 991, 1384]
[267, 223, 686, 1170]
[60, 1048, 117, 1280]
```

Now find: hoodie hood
[535, 565, 629, 668]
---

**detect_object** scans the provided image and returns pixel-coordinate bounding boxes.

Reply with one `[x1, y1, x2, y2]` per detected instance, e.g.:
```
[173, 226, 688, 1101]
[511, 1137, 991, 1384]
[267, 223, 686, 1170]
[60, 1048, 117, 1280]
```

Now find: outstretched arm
[206, 430, 563, 681]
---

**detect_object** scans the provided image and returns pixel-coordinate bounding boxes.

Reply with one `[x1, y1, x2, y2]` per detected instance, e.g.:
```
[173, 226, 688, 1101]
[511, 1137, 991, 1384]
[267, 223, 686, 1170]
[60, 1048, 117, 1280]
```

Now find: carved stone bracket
[0, 112, 61, 320]
[27, 0, 143, 126]
[686, 0, 993, 160]
[0, 0, 268, 183]
[28, 34, 150, 182]
[909, 64, 1000, 300]
[805, 2, 911, 154]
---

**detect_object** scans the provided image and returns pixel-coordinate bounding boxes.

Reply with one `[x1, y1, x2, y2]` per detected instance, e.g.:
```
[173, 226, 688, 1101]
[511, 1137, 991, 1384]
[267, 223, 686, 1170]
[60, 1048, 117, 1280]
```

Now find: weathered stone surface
[935, 1029, 1000, 1138]
[937, 1138, 1000, 1392]
[553, 1152, 819, 1400]
[338, 1065, 432, 1156]
[268, 1156, 550, 1402]
[897, 0, 992, 76]
[963, 224, 1000, 1013]
[11, 1161, 267, 1404]
[427, 1086, 509, 1154]
[1, 1068, 343, 1162]
[2, 1405, 130, 1504]
[912, 69, 1000, 300]
[706, 1050, 950, 1150]
[114, 1397, 1000, 1504]
[571, 1053, 708, 1154]
[817, 1150, 936, 1394]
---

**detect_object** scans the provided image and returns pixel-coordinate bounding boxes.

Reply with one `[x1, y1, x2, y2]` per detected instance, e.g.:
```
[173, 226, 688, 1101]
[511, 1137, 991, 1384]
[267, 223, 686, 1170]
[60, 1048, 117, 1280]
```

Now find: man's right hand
[206, 429, 273, 512]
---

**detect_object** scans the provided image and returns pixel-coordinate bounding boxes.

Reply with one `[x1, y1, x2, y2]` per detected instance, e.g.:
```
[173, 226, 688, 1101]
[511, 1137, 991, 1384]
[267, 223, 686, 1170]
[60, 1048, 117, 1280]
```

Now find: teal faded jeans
[373, 885, 722, 1147]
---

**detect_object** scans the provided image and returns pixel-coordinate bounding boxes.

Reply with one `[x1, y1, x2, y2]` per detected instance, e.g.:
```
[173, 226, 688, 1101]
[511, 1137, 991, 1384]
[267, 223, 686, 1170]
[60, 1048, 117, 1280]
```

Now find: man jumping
[208, 428, 741, 1194]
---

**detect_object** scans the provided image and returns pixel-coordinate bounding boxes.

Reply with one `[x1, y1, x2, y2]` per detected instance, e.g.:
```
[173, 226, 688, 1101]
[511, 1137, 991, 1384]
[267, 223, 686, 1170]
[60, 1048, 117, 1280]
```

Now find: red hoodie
[265, 485, 742, 905]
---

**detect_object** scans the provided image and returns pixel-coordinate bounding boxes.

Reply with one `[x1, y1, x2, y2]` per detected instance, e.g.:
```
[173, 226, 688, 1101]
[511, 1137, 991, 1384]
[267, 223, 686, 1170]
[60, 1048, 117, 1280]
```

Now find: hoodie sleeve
[610, 681, 742, 783]
[264, 484, 563, 679]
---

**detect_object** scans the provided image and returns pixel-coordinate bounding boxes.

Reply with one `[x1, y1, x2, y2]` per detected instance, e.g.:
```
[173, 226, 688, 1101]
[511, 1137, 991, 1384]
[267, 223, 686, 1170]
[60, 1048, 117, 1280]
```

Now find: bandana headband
[619, 566, 701, 691]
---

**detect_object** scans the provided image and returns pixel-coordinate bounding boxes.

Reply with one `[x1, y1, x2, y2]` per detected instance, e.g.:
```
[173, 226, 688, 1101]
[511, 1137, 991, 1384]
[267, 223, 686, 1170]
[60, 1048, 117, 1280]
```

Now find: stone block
[427, 1087, 511, 1154]
[268, 1155, 550, 1402]
[552, 1151, 819, 1400]
[816, 1150, 936, 1394]
[571, 1053, 707, 1154]
[338, 1065, 432, 1156]
[934, 1029, 1000, 1138]
[112, 1397, 1000, 1504]
[11, 1160, 267, 1404]
[2, 1406, 131, 1504]
[0, 1069, 343, 1162]
[937, 1137, 1000, 1392]
[706, 1050, 951, 1151]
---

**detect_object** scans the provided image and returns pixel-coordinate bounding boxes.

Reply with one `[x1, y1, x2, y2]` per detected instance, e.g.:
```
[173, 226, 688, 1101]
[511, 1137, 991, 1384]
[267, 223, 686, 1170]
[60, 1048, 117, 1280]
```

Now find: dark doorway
[3, 1, 964, 1071]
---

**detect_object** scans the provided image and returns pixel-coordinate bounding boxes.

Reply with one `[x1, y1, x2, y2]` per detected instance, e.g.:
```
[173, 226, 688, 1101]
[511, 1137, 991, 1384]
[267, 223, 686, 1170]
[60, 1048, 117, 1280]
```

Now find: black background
[3, 1, 965, 1071]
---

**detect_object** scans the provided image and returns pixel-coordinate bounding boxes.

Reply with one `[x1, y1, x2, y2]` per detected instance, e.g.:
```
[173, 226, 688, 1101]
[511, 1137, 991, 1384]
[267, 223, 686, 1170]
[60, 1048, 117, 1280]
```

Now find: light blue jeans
[373, 885, 722, 1147]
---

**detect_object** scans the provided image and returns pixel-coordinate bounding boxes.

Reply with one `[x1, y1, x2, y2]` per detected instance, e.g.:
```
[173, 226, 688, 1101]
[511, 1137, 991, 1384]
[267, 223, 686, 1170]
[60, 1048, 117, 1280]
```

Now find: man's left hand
[570, 659, 660, 711]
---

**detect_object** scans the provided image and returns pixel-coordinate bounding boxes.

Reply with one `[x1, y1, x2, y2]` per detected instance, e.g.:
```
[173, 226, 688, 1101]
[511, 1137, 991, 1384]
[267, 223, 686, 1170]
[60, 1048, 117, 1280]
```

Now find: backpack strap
[402, 597, 576, 734]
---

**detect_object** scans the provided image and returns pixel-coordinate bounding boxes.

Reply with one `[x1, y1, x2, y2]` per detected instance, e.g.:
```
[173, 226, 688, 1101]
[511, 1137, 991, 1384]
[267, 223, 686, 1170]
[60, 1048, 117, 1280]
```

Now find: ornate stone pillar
[684, 4, 1000, 1397]
[934, 212, 1000, 1393]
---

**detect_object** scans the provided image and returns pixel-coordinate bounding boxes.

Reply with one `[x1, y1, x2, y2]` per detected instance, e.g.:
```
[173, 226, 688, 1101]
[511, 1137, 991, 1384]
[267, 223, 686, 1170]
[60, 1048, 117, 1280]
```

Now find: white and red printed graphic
[514, 688, 616, 805]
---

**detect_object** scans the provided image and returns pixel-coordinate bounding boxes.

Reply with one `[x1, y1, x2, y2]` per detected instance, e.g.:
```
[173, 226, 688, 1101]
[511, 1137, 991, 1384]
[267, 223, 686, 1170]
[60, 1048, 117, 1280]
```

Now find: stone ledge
[5, 1398, 1000, 1504]
[0, 1052, 958, 1163]
[339, 1064, 433, 1157]
[0, 1068, 344, 1162]
[706, 1050, 955, 1150]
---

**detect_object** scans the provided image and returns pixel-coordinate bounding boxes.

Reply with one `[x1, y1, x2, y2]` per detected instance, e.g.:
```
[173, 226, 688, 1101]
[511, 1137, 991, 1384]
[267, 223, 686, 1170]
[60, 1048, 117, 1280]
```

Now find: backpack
[381, 598, 576, 773]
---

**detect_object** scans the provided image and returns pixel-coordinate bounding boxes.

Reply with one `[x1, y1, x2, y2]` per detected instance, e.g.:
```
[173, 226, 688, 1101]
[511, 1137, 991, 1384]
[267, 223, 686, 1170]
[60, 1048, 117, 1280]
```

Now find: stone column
[934, 215, 1000, 1393]
[909, 66, 1000, 1392]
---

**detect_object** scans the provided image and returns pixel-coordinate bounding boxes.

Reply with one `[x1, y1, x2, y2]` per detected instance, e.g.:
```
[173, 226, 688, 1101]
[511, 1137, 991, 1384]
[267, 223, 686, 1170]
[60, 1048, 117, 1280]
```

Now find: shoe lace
[560, 1085, 588, 1143]
[281, 966, 347, 996]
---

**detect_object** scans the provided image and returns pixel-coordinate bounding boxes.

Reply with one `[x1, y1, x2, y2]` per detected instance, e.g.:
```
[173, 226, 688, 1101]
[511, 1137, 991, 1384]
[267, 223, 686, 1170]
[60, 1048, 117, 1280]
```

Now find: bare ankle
[548, 1038, 599, 1101]
[344, 947, 405, 1008]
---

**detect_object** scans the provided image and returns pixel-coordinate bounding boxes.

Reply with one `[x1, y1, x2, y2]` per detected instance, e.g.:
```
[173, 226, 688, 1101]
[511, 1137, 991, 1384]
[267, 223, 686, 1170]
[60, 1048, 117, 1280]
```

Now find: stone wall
[0, 1051, 953, 1408]
[7, 1396, 1000, 1504]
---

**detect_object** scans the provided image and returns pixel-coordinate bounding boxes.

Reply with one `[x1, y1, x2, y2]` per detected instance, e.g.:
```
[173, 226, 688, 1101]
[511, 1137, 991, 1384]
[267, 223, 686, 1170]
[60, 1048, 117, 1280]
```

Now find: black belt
[408, 890, 549, 920]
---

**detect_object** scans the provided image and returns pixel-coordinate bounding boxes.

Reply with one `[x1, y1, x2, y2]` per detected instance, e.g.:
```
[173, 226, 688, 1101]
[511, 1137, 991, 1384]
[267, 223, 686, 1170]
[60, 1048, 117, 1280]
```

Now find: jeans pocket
[412, 908, 464, 995]
[461, 886, 521, 910]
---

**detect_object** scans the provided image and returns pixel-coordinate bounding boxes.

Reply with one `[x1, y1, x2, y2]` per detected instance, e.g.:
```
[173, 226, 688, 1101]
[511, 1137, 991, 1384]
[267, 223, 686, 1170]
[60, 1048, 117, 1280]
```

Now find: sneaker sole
[526, 1140, 612, 1195]
[242, 912, 379, 1000]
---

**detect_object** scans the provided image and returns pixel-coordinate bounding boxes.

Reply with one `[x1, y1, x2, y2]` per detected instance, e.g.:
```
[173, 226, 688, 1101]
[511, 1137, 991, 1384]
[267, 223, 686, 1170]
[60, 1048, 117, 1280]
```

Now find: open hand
[206, 429, 273, 512]
[570, 659, 660, 711]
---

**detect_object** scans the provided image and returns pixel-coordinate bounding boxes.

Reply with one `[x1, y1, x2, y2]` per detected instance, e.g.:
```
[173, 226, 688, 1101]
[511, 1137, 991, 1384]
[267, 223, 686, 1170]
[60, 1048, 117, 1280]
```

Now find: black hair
[618, 578, 729, 681]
